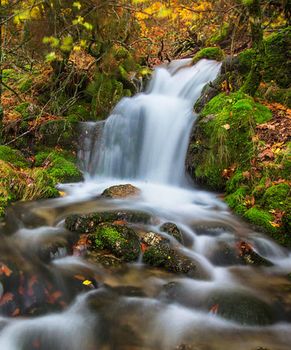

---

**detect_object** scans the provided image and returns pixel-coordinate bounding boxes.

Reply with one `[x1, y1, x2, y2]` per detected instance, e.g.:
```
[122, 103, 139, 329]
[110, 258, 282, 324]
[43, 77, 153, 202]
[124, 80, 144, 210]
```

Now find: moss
[225, 187, 248, 215]
[190, 92, 270, 189]
[35, 151, 82, 184]
[0, 159, 59, 216]
[113, 46, 130, 60]
[244, 207, 276, 234]
[263, 27, 291, 88]
[86, 72, 128, 118]
[0, 145, 28, 168]
[66, 103, 91, 121]
[14, 102, 30, 118]
[237, 49, 256, 75]
[193, 47, 225, 64]
[262, 184, 290, 210]
[143, 242, 206, 278]
[18, 78, 33, 93]
[209, 23, 230, 45]
[93, 223, 140, 262]
[38, 119, 77, 149]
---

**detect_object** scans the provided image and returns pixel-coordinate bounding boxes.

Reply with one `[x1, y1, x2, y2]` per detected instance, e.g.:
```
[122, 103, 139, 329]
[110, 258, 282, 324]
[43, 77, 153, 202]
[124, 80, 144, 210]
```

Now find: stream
[0, 59, 291, 350]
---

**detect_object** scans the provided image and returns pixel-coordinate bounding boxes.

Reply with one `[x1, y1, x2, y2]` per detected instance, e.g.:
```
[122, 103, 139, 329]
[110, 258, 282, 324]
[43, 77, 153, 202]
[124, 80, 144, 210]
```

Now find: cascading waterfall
[84, 59, 221, 184]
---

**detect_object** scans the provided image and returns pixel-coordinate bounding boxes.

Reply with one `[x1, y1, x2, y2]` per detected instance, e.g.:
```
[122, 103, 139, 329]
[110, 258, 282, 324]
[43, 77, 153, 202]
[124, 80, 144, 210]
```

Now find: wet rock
[210, 240, 273, 267]
[37, 236, 70, 262]
[160, 222, 183, 243]
[65, 210, 152, 234]
[108, 285, 145, 297]
[102, 184, 141, 199]
[143, 242, 207, 279]
[159, 281, 198, 308]
[205, 291, 275, 326]
[89, 223, 141, 262]
[86, 250, 123, 268]
[141, 231, 166, 246]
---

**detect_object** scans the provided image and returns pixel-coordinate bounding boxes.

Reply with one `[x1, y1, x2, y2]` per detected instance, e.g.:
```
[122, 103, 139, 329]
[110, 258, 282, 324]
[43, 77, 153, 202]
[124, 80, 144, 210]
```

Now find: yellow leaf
[82, 280, 93, 286]
[73, 1, 82, 10]
[222, 124, 230, 130]
[269, 221, 280, 228]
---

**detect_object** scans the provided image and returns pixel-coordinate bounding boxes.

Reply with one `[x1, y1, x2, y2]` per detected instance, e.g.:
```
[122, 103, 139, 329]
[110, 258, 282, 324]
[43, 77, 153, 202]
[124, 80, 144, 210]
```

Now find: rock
[159, 281, 198, 308]
[102, 184, 141, 199]
[143, 242, 208, 279]
[141, 231, 165, 246]
[210, 240, 273, 267]
[65, 210, 152, 233]
[86, 251, 123, 268]
[89, 223, 141, 262]
[160, 222, 183, 243]
[205, 291, 275, 325]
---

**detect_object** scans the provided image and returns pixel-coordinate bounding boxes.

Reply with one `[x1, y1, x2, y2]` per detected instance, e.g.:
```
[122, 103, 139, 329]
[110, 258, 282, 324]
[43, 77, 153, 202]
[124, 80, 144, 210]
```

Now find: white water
[83, 59, 221, 184]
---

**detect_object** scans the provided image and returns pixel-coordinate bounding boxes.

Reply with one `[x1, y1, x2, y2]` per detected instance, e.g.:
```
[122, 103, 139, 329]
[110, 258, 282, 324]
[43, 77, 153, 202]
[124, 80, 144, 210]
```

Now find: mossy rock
[90, 223, 140, 262]
[205, 291, 275, 325]
[34, 151, 82, 184]
[0, 146, 28, 168]
[186, 92, 272, 190]
[143, 242, 208, 279]
[193, 47, 225, 64]
[65, 210, 152, 233]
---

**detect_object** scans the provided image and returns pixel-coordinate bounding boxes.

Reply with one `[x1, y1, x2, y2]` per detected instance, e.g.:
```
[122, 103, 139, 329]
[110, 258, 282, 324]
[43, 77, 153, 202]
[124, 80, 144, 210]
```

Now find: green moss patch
[188, 92, 271, 189]
[193, 47, 225, 64]
[0, 145, 28, 168]
[92, 223, 140, 262]
[35, 150, 82, 184]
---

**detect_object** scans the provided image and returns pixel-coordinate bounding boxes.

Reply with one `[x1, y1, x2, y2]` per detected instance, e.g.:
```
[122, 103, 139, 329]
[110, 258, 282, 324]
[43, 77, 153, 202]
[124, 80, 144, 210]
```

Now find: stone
[102, 184, 141, 199]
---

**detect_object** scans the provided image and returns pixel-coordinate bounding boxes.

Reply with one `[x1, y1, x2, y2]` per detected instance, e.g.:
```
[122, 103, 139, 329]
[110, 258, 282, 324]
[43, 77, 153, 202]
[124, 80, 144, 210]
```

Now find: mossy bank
[0, 146, 82, 217]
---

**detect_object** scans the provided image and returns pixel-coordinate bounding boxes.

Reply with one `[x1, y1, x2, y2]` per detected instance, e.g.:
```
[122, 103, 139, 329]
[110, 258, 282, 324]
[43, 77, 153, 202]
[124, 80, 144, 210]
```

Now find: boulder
[65, 210, 152, 233]
[160, 222, 183, 243]
[102, 184, 141, 199]
[143, 242, 208, 279]
[210, 240, 273, 267]
[205, 291, 275, 325]
[89, 223, 141, 262]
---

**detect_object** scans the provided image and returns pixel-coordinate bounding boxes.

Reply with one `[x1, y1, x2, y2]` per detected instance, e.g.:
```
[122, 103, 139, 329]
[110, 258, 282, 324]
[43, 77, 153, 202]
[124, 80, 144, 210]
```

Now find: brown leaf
[0, 264, 12, 277]
[209, 304, 219, 315]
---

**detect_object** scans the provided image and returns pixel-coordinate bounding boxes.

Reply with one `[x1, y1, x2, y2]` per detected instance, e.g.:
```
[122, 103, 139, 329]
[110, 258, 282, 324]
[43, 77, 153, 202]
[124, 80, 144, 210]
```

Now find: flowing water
[0, 59, 291, 350]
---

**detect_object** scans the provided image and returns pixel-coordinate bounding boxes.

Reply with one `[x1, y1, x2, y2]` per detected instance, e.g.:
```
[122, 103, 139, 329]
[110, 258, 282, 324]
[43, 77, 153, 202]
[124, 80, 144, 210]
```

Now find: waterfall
[83, 59, 221, 185]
